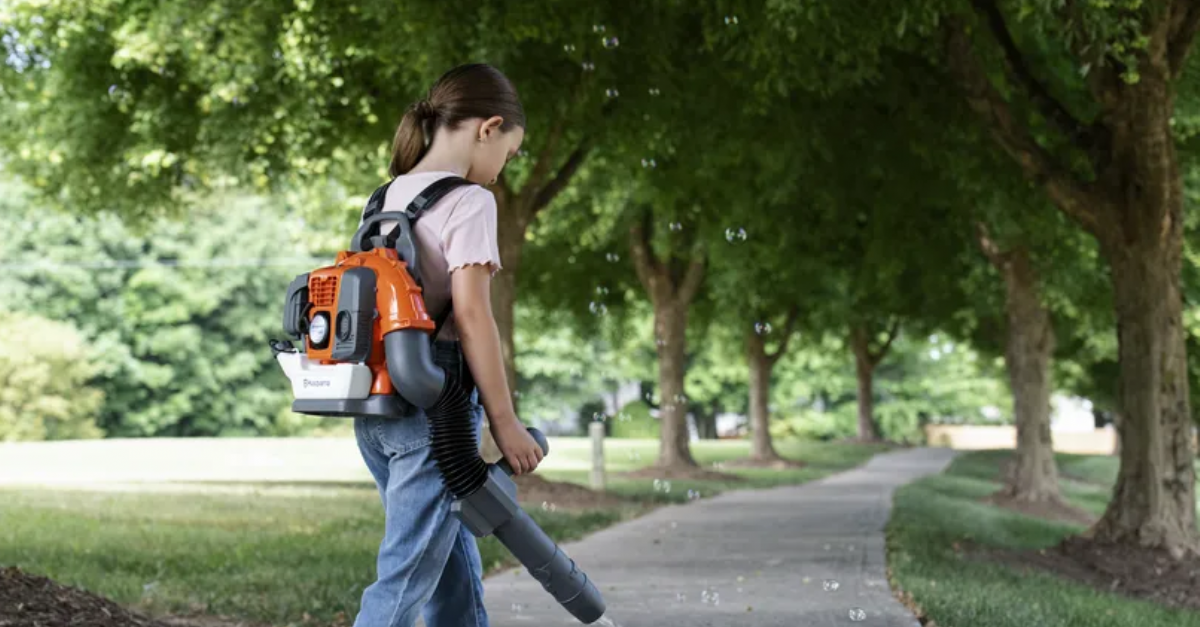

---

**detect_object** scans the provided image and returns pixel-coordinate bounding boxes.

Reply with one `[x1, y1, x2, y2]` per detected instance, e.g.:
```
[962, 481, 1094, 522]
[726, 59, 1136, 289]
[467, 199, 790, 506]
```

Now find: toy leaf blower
[268, 176, 606, 624]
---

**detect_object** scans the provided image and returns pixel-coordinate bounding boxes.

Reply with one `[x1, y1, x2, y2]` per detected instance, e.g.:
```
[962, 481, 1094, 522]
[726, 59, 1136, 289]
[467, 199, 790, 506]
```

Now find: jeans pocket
[374, 413, 432, 457]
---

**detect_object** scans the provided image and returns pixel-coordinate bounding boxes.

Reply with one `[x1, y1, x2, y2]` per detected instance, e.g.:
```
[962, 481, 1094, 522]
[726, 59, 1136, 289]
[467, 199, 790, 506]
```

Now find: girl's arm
[451, 264, 518, 425]
[452, 264, 544, 474]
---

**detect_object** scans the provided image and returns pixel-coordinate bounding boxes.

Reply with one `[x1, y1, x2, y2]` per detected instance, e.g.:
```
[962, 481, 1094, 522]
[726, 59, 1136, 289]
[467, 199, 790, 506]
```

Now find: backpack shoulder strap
[403, 175, 474, 224]
[375, 176, 476, 344]
[360, 180, 393, 223]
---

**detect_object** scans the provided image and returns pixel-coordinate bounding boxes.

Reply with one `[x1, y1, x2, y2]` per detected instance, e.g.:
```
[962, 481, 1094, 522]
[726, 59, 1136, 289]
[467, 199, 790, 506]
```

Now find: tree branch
[676, 238, 707, 306]
[531, 141, 590, 214]
[1169, 0, 1200, 78]
[628, 209, 661, 299]
[944, 23, 1107, 237]
[766, 303, 802, 366]
[868, 319, 901, 366]
[969, 0, 1093, 148]
[974, 221, 1012, 269]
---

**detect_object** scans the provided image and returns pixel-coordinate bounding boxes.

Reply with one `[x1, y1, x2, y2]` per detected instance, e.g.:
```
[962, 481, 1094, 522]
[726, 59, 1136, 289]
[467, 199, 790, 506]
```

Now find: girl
[352, 63, 544, 627]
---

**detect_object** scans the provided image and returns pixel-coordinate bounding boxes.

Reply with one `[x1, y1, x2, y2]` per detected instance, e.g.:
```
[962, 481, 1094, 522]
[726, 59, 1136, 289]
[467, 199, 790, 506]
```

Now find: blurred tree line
[0, 174, 1014, 441]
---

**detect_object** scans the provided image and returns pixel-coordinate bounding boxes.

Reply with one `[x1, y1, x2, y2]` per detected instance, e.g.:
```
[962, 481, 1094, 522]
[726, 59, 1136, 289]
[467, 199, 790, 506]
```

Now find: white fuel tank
[276, 352, 373, 400]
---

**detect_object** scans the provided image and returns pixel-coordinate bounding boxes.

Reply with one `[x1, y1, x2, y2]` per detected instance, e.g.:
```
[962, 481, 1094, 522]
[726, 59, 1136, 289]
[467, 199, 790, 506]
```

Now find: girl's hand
[491, 418, 544, 475]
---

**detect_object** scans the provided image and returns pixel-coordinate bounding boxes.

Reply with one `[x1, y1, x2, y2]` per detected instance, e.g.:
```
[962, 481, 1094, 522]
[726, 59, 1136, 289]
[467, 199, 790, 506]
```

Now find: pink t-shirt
[365, 171, 503, 341]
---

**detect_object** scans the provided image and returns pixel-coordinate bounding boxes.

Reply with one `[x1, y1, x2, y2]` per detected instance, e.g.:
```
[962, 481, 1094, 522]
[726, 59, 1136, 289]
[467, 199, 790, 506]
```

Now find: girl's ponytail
[389, 100, 437, 177]
[388, 64, 525, 178]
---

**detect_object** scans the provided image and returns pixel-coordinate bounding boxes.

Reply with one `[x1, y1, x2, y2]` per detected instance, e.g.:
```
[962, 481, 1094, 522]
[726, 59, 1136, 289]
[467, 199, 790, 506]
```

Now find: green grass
[0, 436, 887, 626]
[887, 449, 1200, 627]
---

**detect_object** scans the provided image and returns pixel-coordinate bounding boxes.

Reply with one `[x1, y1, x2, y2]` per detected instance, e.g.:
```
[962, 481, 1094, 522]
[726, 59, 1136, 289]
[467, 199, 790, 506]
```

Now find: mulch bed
[967, 535, 1200, 612]
[981, 491, 1097, 527]
[716, 457, 808, 470]
[0, 566, 167, 627]
[618, 465, 747, 482]
[511, 473, 632, 510]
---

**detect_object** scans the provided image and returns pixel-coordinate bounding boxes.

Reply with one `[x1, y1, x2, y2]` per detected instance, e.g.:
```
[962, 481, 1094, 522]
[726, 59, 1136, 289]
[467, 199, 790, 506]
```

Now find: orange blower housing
[289, 247, 436, 397]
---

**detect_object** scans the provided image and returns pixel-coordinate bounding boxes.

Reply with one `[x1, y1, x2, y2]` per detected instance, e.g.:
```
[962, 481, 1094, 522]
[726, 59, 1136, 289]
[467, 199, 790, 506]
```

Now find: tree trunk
[693, 405, 718, 440]
[998, 247, 1061, 502]
[1081, 62, 1199, 556]
[746, 330, 783, 461]
[654, 303, 697, 467]
[850, 326, 880, 442]
[629, 213, 705, 470]
[1089, 237, 1199, 555]
[651, 309, 694, 464]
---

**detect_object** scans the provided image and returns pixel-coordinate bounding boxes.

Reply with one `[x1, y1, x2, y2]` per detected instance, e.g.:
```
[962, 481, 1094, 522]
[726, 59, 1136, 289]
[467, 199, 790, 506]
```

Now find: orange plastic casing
[304, 247, 436, 395]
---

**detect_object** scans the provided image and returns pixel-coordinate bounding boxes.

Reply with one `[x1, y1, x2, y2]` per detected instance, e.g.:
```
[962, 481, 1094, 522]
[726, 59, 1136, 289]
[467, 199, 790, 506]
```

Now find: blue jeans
[352, 340, 490, 627]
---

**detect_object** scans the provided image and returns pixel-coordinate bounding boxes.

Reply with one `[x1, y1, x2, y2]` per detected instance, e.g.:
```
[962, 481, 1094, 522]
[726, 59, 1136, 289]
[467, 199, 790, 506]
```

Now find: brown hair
[389, 63, 526, 177]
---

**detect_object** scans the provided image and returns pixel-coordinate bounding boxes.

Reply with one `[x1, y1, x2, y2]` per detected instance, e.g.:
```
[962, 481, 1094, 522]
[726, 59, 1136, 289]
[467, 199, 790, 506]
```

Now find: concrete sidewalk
[475, 447, 958, 627]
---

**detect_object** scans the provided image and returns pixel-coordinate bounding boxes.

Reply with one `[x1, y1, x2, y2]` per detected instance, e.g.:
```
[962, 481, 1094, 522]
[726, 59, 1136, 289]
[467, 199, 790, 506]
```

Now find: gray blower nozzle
[452, 428, 607, 624]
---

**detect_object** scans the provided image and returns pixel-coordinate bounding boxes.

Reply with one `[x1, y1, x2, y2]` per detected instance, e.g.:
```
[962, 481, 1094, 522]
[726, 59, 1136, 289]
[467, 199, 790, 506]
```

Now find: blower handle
[495, 427, 549, 477]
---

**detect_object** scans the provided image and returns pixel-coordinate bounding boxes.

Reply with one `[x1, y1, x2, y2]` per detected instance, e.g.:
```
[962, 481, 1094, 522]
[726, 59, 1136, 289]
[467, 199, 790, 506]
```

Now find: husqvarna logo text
[303, 379, 331, 388]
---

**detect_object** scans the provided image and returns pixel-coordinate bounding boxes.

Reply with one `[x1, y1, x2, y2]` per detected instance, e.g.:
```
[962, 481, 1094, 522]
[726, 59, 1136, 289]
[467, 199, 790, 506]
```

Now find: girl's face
[469, 116, 525, 187]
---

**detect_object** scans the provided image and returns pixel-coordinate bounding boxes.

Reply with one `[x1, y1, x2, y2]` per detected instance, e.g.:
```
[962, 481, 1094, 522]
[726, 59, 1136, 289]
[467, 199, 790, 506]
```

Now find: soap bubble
[606, 252, 620, 262]
[823, 579, 840, 592]
[602, 36, 620, 49]
[605, 88, 620, 98]
[725, 227, 748, 242]
[755, 321, 772, 335]
[589, 301, 608, 315]
[849, 608, 867, 622]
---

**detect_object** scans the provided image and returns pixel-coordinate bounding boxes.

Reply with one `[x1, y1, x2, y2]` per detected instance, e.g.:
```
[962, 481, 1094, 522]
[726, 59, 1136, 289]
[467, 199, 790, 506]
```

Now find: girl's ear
[479, 115, 505, 142]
